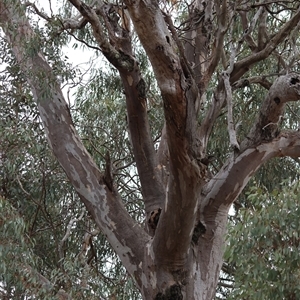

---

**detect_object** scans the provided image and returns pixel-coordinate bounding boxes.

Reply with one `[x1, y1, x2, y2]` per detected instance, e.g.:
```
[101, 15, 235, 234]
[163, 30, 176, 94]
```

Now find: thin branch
[114, 159, 134, 172]
[202, 0, 228, 89]
[64, 27, 101, 51]
[249, 1, 295, 8]
[16, 175, 31, 196]
[232, 76, 272, 90]
[67, 0, 134, 70]
[244, 7, 265, 51]
[222, 71, 240, 151]
[24, 1, 52, 21]
[262, 115, 283, 130]
[59, 209, 85, 262]
[286, 20, 300, 71]
[201, 5, 300, 152]
[218, 281, 234, 289]
[48, 0, 54, 16]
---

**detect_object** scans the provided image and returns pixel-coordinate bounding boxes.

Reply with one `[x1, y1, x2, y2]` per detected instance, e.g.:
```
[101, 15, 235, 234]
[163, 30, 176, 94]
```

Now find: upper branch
[230, 5, 300, 83]
[200, 7, 300, 152]
[200, 73, 300, 225]
[241, 73, 300, 150]
[67, 0, 135, 71]
[25, 1, 89, 31]
[200, 130, 300, 224]
[24, 1, 52, 21]
[202, 0, 228, 90]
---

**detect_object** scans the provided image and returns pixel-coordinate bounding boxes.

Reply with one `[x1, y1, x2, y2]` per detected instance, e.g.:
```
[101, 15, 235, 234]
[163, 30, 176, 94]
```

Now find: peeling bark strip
[3, 0, 300, 299]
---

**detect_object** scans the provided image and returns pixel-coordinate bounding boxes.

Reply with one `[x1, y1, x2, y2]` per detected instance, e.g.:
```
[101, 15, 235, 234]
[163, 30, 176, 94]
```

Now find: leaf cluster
[224, 182, 300, 300]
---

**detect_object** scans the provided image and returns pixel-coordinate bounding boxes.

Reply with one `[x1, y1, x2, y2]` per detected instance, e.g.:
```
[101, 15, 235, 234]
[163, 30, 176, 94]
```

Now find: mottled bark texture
[2, 0, 300, 299]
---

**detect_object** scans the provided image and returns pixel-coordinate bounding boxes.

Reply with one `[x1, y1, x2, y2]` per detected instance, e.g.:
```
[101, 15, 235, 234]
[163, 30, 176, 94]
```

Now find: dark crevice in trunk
[192, 221, 206, 244]
[154, 284, 183, 300]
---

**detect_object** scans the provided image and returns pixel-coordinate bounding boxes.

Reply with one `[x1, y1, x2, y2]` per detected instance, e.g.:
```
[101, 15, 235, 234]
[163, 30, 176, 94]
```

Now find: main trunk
[139, 211, 227, 299]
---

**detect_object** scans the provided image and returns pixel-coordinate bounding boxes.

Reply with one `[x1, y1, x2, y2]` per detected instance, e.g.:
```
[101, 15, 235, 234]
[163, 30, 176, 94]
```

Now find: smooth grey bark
[2, 0, 300, 299]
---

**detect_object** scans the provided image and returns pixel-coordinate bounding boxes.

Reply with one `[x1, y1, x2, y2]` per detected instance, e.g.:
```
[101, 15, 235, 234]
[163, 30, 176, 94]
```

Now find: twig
[65, 29, 101, 51]
[262, 115, 283, 130]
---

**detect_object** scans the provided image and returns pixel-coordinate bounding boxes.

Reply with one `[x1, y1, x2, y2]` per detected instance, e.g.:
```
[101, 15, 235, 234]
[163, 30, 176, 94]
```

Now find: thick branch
[200, 73, 300, 221]
[124, 0, 204, 267]
[0, 0, 148, 287]
[195, 130, 300, 286]
[199, 79, 226, 152]
[257, 8, 268, 50]
[120, 69, 166, 217]
[232, 76, 272, 90]
[201, 130, 300, 218]
[198, 74, 300, 240]
[67, 0, 165, 216]
[184, 1, 213, 92]
[222, 72, 239, 151]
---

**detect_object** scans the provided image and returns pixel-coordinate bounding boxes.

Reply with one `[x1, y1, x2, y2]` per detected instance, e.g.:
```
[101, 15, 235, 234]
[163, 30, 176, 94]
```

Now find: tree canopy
[1, 0, 300, 299]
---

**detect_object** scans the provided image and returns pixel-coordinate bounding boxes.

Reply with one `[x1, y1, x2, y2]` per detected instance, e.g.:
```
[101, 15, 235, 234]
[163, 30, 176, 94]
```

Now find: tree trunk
[2, 1, 300, 299]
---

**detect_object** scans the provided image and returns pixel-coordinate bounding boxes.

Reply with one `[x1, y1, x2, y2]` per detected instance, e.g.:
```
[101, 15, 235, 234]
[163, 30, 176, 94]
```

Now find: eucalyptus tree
[1, 0, 300, 299]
